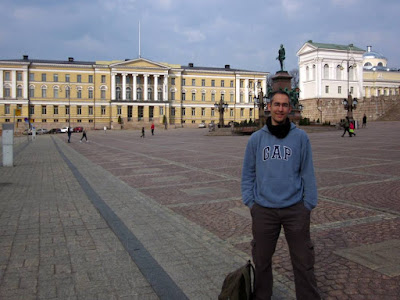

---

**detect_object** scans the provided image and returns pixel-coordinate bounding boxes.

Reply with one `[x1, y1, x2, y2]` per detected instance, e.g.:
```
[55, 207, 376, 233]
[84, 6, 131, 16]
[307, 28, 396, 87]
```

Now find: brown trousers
[251, 201, 320, 300]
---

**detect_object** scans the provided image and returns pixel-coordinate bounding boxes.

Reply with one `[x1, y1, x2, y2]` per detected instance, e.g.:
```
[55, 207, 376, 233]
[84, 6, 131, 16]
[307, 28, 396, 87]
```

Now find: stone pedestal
[271, 71, 292, 92]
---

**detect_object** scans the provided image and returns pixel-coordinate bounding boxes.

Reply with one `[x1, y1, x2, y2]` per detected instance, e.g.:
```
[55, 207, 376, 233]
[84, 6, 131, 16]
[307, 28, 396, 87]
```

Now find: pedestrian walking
[241, 91, 320, 300]
[349, 120, 356, 137]
[140, 127, 145, 138]
[67, 127, 72, 143]
[341, 116, 351, 137]
[80, 128, 88, 142]
[104, 126, 107, 133]
[362, 113, 367, 128]
[151, 122, 155, 135]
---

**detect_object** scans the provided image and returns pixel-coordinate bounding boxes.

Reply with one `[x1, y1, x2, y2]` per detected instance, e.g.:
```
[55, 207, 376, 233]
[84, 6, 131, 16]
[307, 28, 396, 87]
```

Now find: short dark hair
[270, 91, 290, 104]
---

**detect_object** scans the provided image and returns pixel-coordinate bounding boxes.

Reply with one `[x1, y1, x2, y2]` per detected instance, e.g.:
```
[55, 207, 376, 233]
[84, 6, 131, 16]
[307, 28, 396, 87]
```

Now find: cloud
[180, 29, 206, 43]
[63, 34, 106, 55]
[331, 0, 359, 6]
[281, 0, 302, 17]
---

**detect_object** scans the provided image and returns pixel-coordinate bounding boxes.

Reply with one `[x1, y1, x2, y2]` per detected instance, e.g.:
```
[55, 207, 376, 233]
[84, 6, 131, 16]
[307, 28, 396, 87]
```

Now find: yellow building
[0, 55, 268, 131]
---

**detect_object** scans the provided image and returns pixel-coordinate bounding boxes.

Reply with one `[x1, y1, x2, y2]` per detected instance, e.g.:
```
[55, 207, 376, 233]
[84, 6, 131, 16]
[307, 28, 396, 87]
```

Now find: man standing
[67, 127, 72, 143]
[362, 114, 367, 128]
[241, 91, 320, 300]
[151, 122, 155, 135]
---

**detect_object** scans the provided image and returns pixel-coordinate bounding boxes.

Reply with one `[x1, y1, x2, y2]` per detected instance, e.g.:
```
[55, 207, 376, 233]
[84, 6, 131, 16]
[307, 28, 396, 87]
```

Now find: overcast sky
[1, 0, 399, 74]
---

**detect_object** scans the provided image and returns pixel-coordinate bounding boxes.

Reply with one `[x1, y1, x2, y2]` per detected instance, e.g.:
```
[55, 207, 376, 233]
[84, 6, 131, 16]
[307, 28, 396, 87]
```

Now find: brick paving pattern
[1, 121, 399, 299]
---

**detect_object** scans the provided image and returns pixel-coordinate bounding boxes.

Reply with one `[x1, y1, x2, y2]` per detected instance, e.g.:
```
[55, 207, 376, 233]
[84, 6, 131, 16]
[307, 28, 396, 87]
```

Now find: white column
[144, 74, 148, 101]
[23, 70, 28, 99]
[244, 79, 249, 103]
[122, 73, 126, 100]
[262, 79, 267, 96]
[0, 70, 3, 98]
[163, 75, 168, 101]
[133, 74, 137, 100]
[316, 59, 321, 98]
[235, 78, 240, 103]
[154, 75, 159, 101]
[11, 71, 16, 99]
[111, 73, 116, 100]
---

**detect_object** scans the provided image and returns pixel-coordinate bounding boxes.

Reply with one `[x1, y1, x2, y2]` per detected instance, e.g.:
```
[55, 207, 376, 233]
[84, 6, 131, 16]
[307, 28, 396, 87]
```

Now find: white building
[297, 41, 364, 101]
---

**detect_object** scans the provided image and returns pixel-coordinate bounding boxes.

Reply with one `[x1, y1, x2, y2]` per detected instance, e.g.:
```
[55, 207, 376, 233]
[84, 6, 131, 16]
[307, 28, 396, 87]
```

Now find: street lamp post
[253, 88, 269, 127]
[341, 49, 358, 119]
[214, 96, 229, 128]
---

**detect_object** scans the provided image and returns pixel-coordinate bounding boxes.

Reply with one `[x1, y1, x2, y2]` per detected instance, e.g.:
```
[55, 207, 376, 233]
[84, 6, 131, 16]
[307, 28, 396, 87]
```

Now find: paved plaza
[1, 121, 400, 299]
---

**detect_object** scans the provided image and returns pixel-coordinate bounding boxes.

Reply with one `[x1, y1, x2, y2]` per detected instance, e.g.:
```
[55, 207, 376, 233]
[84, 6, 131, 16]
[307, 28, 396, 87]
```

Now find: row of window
[324, 86, 352, 94]
[305, 64, 357, 81]
[2, 71, 106, 84]
[3, 104, 106, 115]
[323, 85, 398, 96]
[180, 107, 251, 117]
[3, 104, 251, 118]
[3, 118, 94, 123]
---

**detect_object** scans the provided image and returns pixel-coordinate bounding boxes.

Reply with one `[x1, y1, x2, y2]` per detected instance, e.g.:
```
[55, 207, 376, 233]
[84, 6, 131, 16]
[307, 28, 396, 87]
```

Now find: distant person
[80, 128, 88, 142]
[341, 117, 351, 137]
[140, 127, 145, 138]
[104, 126, 107, 133]
[67, 127, 72, 143]
[362, 114, 367, 128]
[349, 120, 356, 137]
[151, 123, 155, 135]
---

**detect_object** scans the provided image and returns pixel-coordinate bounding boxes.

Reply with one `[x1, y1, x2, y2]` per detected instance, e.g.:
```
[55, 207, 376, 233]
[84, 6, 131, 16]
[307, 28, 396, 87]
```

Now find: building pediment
[110, 58, 171, 70]
[297, 43, 316, 56]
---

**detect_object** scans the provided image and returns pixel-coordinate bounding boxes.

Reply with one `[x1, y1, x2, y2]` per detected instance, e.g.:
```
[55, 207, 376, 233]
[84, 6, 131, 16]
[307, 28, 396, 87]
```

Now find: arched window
[42, 86, 47, 98]
[377, 62, 383, 67]
[54, 86, 59, 98]
[29, 85, 35, 98]
[17, 85, 23, 98]
[336, 65, 342, 80]
[100, 86, 106, 99]
[148, 88, 153, 100]
[126, 87, 131, 100]
[158, 88, 162, 101]
[306, 66, 309, 81]
[312, 65, 316, 80]
[116, 87, 121, 100]
[4, 84, 11, 97]
[137, 87, 142, 100]
[323, 64, 329, 79]
[88, 87, 94, 99]
[364, 62, 372, 68]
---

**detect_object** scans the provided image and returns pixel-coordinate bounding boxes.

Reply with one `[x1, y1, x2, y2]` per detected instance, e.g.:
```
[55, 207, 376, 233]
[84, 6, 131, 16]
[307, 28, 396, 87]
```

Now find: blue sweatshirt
[241, 123, 317, 211]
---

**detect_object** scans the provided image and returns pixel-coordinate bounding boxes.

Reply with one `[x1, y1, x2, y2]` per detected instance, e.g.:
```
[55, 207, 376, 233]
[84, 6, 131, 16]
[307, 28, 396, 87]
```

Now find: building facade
[0, 56, 268, 131]
[297, 41, 400, 123]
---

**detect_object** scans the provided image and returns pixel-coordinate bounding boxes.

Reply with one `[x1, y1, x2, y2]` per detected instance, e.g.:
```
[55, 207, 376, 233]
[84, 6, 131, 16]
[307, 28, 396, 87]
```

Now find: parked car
[23, 129, 32, 135]
[36, 128, 49, 135]
[73, 126, 83, 133]
[48, 128, 61, 134]
[198, 122, 206, 128]
[60, 127, 69, 133]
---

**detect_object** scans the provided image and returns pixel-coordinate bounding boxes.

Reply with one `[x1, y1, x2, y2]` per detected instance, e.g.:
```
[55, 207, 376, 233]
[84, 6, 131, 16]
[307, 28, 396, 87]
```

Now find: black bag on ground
[218, 260, 255, 300]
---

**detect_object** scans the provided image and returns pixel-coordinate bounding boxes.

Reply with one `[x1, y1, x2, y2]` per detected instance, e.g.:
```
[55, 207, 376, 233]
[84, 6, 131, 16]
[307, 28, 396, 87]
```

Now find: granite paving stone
[1, 121, 400, 299]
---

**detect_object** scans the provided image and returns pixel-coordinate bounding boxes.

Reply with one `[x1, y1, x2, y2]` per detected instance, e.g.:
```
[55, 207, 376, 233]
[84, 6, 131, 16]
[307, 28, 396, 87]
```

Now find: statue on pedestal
[276, 44, 285, 71]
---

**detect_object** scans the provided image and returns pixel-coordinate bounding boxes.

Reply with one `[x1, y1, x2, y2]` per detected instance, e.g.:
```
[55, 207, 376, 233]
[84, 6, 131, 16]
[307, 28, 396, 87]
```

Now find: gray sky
[1, 0, 399, 73]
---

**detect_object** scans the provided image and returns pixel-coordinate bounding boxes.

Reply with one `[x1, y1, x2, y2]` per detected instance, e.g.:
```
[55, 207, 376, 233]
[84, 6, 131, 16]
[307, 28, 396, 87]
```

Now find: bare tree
[289, 68, 299, 89]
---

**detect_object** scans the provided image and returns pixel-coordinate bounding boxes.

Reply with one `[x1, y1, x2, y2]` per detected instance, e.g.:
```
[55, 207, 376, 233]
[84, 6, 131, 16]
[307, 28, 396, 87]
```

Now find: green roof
[307, 41, 364, 52]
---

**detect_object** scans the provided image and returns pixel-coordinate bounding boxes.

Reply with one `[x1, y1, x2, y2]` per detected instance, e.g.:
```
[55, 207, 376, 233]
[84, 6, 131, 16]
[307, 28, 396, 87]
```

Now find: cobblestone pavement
[1, 121, 400, 299]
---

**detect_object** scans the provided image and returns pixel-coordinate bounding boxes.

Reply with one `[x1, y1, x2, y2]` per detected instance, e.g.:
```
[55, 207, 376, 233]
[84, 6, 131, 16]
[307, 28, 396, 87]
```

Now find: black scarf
[266, 117, 291, 139]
